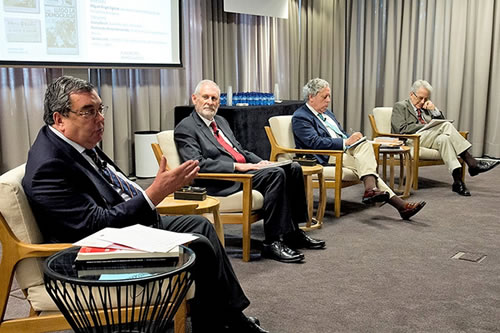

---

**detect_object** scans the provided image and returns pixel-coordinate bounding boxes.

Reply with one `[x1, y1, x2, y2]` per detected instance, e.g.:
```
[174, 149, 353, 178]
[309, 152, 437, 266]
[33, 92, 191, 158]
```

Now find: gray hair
[44, 76, 95, 125]
[193, 79, 220, 96]
[302, 78, 330, 101]
[411, 80, 433, 94]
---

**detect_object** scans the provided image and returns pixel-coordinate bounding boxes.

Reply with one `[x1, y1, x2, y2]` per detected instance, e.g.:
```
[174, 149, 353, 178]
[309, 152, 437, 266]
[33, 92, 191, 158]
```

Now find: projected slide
[0, 0, 181, 67]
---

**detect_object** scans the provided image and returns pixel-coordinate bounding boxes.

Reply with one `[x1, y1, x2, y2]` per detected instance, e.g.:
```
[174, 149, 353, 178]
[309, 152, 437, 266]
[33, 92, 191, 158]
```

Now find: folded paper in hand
[416, 119, 454, 133]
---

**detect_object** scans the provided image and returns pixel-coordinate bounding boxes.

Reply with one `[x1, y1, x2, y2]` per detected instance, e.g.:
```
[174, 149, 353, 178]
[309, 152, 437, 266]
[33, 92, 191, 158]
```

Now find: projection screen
[0, 0, 182, 68]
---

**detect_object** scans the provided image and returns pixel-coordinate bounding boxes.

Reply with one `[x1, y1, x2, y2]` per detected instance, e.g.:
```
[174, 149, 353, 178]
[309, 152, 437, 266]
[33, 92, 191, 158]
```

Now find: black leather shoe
[262, 241, 305, 263]
[452, 181, 471, 196]
[362, 188, 390, 204]
[226, 314, 269, 333]
[468, 160, 500, 177]
[398, 201, 426, 220]
[284, 230, 326, 249]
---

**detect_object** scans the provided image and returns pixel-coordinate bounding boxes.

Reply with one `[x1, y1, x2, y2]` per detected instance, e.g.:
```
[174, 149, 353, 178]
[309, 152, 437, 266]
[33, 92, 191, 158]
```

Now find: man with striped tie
[22, 76, 269, 333]
[392, 80, 500, 196]
[292, 78, 426, 220]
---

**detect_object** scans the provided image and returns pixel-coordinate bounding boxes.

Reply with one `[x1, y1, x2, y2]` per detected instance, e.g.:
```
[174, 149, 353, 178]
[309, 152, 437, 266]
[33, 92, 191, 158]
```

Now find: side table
[378, 146, 413, 198]
[44, 246, 195, 333]
[300, 164, 326, 230]
[156, 195, 224, 246]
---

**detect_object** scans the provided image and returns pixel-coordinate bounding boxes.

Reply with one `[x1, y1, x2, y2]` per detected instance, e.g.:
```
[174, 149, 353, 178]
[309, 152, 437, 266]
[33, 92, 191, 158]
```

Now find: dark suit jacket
[22, 126, 158, 243]
[392, 98, 445, 134]
[292, 104, 348, 165]
[174, 111, 262, 196]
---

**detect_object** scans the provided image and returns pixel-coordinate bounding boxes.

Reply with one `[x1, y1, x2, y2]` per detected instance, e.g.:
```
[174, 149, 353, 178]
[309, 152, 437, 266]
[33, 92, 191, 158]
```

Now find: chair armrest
[196, 173, 254, 182]
[373, 132, 420, 140]
[17, 243, 73, 261]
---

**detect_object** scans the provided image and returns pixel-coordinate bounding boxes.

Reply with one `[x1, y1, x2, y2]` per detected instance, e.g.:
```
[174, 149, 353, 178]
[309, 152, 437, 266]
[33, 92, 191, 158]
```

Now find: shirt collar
[196, 112, 214, 127]
[48, 125, 87, 154]
[306, 103, 322, 118]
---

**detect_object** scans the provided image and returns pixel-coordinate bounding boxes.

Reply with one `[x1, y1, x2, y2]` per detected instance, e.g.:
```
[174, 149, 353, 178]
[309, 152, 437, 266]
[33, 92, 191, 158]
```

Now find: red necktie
[210, 121, 246, 163]
[416, 109, 427, 124]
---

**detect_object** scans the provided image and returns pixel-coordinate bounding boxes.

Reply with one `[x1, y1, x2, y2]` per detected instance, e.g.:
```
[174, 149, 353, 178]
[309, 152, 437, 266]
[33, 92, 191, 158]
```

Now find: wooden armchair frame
[151, 143, 263, 262]
[368, 113, 468, 190]
[0, 212, 188, 333]
[265, 126, 361, 218]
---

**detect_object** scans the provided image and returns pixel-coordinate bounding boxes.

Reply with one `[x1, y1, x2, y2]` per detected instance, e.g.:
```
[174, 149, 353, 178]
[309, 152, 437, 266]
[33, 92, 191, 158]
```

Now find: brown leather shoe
[399, 201, 426, 220]
[362, 188, 390, 204]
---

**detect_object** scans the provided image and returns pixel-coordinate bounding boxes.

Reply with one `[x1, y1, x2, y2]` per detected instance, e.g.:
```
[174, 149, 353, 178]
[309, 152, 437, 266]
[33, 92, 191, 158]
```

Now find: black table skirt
[174, 100, 305, 159]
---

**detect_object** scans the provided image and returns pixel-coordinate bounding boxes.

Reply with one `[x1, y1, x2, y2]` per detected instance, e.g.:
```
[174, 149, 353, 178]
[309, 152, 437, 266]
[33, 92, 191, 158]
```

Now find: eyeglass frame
[68, 105, 109, 119]
[411, 91, 429, 103]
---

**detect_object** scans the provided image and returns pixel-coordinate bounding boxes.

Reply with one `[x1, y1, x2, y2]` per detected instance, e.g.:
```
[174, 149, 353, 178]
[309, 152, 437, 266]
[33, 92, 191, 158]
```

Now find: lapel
[405, 99, 419, 122]
[45, 127, 123, 206]
[191, 112, 234, 158]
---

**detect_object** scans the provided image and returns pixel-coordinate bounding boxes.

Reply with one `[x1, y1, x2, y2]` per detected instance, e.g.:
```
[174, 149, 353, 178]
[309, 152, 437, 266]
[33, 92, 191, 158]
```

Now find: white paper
[74, 225, 198, 253]
[257, 160, 293, 169]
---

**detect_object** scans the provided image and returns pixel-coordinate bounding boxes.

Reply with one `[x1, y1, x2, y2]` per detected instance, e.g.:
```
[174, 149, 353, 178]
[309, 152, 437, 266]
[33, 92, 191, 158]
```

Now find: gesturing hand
[146, 157, 200, 205]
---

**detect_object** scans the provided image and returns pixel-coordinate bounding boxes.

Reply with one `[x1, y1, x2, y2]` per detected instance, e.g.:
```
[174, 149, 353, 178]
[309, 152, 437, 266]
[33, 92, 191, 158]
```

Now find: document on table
[416, 119, 454, 133]
[74, 224, 198, 253]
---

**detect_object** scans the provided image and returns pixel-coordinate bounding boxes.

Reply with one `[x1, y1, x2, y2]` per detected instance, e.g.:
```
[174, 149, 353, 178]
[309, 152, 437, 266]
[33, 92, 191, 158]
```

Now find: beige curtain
[2, 0, 500, 175]
[298, 0, 500, 157]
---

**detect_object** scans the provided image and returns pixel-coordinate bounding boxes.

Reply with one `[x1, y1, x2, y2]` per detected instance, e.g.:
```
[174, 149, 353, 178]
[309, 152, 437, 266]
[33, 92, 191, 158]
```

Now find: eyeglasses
[69, 105, 109, 119]
[412, 92, 428, 103]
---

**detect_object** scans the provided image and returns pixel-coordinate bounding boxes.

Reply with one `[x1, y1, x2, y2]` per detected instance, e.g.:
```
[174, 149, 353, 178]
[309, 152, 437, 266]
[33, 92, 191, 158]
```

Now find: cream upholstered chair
[265, 116, 361, 219]
[0, 164, 188, 333]
[369, 107, 468, 190]
[152, 130, 264, 262]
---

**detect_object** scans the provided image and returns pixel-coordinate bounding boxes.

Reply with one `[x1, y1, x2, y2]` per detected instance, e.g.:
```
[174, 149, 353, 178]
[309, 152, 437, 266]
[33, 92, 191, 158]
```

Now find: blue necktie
[317, 113, 347, 139]
[85, 149, 139, 198]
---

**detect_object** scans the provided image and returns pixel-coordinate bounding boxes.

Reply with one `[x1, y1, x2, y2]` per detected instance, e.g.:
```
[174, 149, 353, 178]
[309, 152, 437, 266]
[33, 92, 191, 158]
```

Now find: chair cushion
[316, 166, 359, 182]
[268, 116, 295, 160]
[372, 107, 393, 133]
[0, 164, 45, 290]
[216, 190, 264, 213]
[157, 130, 181, 168]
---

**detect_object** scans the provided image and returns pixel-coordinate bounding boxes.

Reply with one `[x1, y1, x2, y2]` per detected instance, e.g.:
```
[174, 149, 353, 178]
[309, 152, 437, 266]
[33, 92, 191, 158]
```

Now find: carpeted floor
[4, 164, 499, 332]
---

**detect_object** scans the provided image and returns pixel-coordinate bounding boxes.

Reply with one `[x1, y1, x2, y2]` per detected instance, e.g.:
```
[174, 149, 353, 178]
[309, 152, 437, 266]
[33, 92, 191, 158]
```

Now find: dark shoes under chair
[262, 241, 305, 263]
[452, 181, 471, 196]
[262, 230, 326, 263]
[468, 160, 500, 177]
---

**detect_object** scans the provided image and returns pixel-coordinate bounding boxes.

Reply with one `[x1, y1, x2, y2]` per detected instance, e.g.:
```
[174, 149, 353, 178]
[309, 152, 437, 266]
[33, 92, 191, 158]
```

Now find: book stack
[374, 136, 404, 149]
[75, 245, 180, 277]
[72, 224, 198, 278]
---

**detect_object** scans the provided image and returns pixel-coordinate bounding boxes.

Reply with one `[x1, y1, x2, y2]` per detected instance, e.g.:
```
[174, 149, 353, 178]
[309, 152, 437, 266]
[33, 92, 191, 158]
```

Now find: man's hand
[423, 100, 435, 110]
[146, 157, 200, 205]
[234, 163, 262, 172]
[345, 131, 363, 146]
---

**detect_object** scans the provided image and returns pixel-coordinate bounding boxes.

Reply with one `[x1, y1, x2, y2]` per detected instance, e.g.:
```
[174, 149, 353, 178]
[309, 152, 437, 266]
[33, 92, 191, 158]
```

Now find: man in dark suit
[22, 76, 268, 333]
[392, 79, 500, 196]
[292, 78, 426, 220]
[174, 79, 325, 264]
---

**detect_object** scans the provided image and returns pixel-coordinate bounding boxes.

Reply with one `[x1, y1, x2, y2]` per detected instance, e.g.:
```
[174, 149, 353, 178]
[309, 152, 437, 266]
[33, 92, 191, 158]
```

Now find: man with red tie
[392, 80, 499, 196]
[174, 80, 325, 264]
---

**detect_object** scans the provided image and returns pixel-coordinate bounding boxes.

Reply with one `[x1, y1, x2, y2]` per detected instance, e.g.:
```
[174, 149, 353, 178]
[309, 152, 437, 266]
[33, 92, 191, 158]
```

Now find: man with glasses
[22, 76, 269, 333]
[392, 79, 499, 196]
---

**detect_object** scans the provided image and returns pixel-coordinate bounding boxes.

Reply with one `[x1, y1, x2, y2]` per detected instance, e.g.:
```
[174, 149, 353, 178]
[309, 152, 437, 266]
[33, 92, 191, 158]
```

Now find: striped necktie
[85, 149, 139, 198]
[317, 113, 347, 139]
[416, 108, 427, 124]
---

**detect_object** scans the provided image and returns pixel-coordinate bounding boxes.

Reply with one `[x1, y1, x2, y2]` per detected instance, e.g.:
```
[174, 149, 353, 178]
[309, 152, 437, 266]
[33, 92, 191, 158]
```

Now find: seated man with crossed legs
[292, 78, 426, 220]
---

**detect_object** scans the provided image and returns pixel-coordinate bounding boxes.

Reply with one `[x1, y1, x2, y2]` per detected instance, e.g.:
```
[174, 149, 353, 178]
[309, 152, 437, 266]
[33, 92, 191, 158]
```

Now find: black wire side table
[44, 246, 195, 333]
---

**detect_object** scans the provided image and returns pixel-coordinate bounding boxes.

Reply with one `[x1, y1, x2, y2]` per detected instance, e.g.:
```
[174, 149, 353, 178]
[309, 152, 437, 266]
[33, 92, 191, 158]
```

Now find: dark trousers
[159, 215, 249, 331]
[249, 162, 309, 241]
